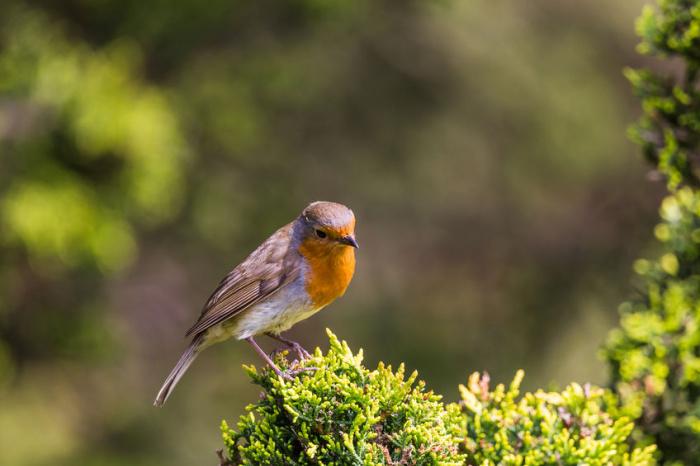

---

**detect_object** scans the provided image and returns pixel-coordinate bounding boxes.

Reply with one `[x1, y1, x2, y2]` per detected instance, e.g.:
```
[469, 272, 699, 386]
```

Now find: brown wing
[185, 222, 300, 337]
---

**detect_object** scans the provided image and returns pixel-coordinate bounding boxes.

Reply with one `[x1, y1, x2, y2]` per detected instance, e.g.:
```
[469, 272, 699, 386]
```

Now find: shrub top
[459, 371, 656, 465]
[221, 331, 655, 465]
[222, 330, 465, 465]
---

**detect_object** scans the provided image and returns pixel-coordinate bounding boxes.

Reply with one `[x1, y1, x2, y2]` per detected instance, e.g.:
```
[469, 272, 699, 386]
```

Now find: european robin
[154, 201, 358, 406]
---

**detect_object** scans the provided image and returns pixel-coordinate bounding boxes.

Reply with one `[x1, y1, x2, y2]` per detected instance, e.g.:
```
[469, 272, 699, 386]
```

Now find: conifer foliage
[220, 332, 653, 465]
[603, 1, 700, 463]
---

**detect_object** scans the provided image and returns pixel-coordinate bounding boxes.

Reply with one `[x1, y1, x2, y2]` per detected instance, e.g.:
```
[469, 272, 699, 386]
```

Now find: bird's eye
[315, 229, 327, 239]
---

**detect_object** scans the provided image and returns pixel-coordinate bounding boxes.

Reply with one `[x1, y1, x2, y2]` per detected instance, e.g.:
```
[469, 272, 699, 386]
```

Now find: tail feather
[154, 337, 202, 407]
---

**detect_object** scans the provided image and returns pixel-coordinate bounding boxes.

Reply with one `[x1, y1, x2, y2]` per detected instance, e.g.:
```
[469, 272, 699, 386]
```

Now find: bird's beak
[338, 234, 359, 249]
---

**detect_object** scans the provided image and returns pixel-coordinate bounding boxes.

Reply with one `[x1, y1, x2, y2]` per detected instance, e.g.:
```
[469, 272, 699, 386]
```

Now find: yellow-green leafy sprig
[222, 330, 465, 465]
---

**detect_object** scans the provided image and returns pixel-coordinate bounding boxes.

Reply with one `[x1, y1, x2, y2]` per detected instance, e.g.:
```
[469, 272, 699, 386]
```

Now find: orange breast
[299, 240, 356, 309]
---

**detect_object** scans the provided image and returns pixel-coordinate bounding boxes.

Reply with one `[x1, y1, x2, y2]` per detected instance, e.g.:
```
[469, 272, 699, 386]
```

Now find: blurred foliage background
[0, 0, 665, 464]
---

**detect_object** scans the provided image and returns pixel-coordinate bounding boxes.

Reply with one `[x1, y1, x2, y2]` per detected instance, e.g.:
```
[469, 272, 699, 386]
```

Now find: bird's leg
[265, 332, 311, 360]
[245, 337, 291, 380]
[265, 334, 318, 377]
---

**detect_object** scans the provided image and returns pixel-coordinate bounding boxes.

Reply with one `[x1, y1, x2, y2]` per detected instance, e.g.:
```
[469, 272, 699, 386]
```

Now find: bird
[154, 201, 358, 407]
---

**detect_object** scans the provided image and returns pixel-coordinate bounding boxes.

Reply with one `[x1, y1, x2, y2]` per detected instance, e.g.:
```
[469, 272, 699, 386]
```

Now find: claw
[265, 333, 312, 360]
[285, 366, 318, 378]
[290, 342, 311, 360]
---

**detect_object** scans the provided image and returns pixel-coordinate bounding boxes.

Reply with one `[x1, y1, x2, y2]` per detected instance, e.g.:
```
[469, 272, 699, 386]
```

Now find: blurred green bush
[604, 187, 700, 463]
[221, 331, 655, 465]
[0, 8, 188, 272]
[602, 0, 700, 464]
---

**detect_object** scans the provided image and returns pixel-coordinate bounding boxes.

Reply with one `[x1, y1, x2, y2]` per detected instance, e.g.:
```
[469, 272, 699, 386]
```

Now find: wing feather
[185, 223, 300, 337]
[185, 281, 261, 336]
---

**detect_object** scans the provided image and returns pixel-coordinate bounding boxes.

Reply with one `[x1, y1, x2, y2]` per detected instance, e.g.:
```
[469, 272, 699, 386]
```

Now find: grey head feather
[301, 201, 355, 230]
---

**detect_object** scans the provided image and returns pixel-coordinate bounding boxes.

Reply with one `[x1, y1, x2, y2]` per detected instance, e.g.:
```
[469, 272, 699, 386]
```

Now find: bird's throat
[299, 242, 356, 309]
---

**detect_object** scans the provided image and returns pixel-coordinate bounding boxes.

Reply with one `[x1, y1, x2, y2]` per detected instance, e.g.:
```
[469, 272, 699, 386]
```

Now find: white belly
[226, 282, 318, 340]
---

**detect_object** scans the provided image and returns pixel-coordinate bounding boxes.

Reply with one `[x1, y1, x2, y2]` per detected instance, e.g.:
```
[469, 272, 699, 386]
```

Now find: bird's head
[298, 201, 358, 250]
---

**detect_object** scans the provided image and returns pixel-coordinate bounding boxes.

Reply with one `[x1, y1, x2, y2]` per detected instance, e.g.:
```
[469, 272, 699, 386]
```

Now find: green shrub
[221, 332, 654, 465]
[602, 1, 700, 464]
[624, 0, 700, 191]
[221, 330, 465, 465]
[459, 371, 656, 466]
[603, 188, 700, 464]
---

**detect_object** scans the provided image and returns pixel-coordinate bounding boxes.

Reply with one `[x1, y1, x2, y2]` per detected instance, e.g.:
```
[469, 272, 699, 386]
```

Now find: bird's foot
[269, 365, 315, 381]
[258, 354, 317, 381]
[267, 361, 293, 381]
[288, 341, 311, 360]
[265, 333, 312, 360]
[246, 336, 295, 381]
[285, 366, 318, 378]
